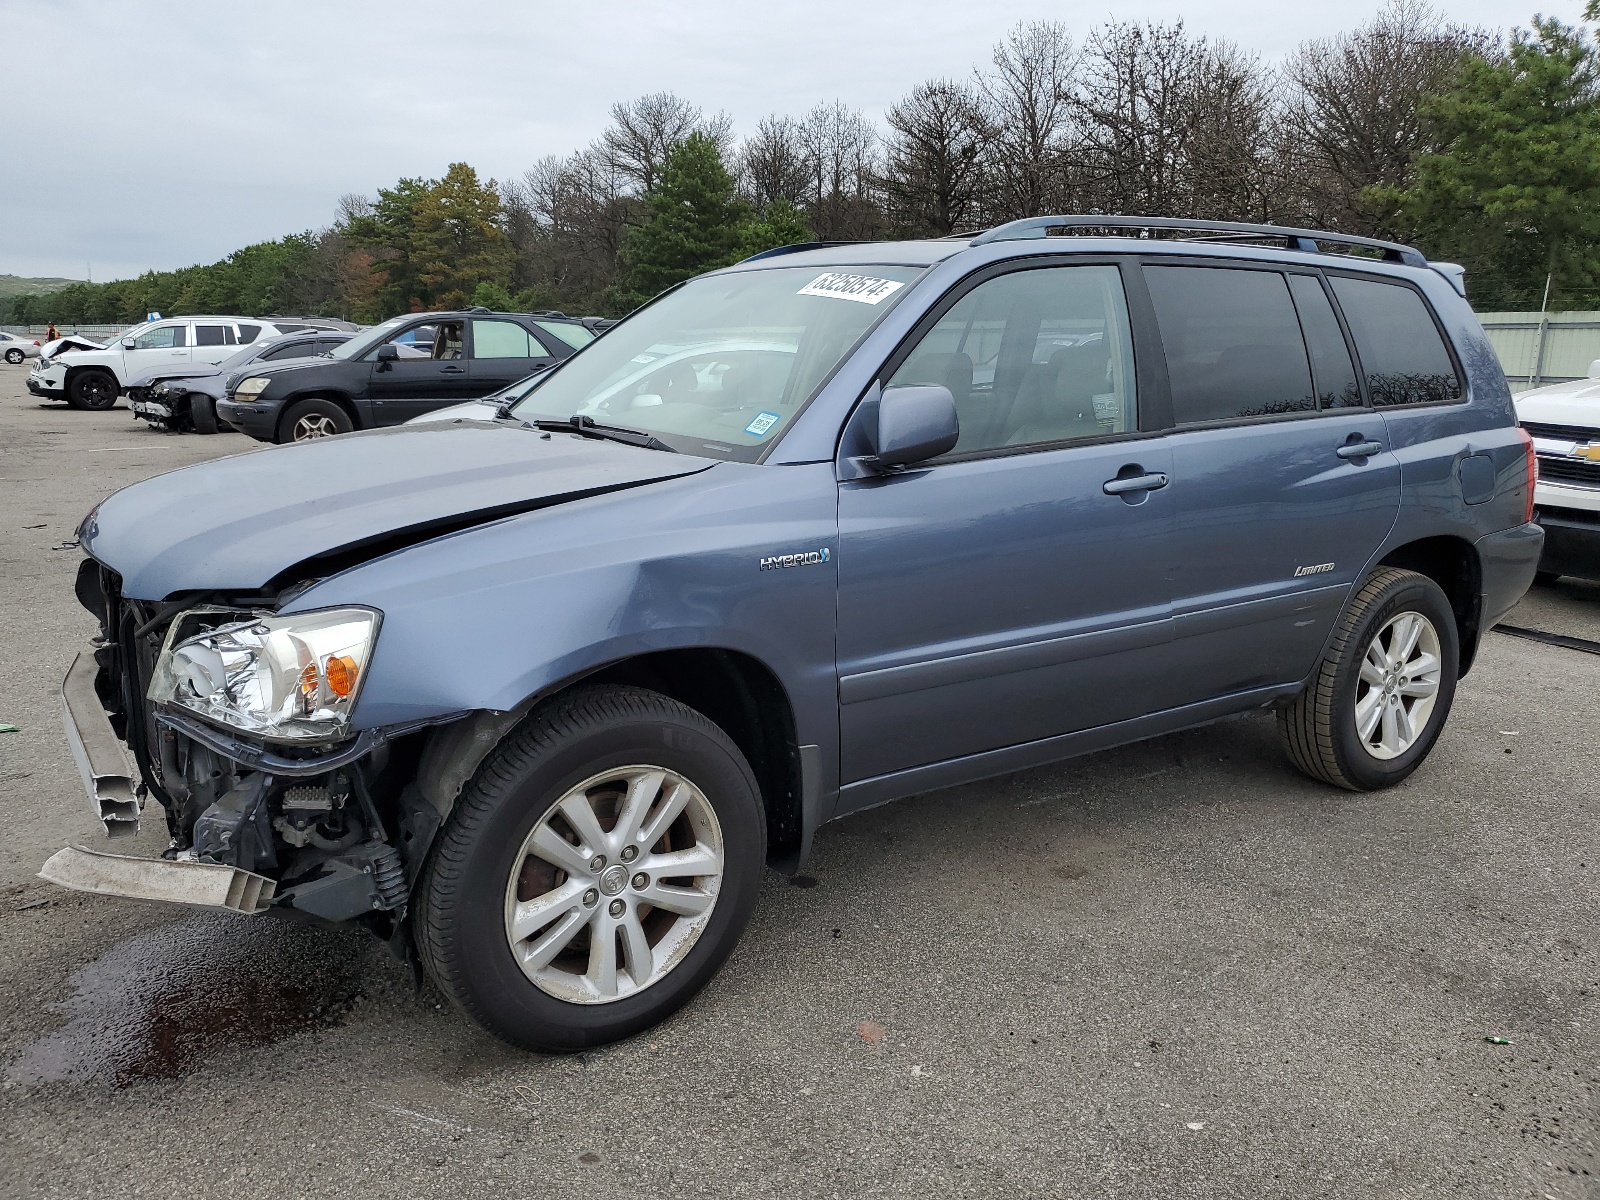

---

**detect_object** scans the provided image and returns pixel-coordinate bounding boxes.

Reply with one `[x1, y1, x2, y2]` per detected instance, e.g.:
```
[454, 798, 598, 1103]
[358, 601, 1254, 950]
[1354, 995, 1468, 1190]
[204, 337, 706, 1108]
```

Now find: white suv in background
[1515, 360, 1600, 582]
[28, 316, 302, 410]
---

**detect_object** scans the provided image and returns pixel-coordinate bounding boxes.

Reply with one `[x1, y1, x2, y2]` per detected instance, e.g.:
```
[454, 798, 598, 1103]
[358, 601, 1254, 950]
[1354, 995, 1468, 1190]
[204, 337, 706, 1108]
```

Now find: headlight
[235, 376, 271, 397]
[149, 607, 381, 743]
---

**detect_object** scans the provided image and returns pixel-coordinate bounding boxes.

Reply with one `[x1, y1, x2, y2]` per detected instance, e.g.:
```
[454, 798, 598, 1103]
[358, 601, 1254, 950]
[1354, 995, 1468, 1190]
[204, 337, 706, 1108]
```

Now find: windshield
[510, 264, 925, 460]
[327, 315, 409, 361]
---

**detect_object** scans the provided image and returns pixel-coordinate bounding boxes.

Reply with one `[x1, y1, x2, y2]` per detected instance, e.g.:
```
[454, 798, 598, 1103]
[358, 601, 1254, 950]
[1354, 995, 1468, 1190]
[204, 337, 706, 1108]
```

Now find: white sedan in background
[0, 331, 42, 364]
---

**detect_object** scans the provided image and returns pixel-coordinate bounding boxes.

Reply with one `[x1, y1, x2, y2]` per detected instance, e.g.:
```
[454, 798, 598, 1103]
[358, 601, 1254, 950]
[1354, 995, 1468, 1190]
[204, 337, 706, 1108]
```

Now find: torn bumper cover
[61, 650, 140, 836]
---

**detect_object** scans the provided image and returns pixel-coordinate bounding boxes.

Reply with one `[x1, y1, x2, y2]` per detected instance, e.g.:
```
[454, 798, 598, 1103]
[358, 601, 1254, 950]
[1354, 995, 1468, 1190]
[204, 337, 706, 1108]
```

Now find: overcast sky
[0, 0, 1573, 282]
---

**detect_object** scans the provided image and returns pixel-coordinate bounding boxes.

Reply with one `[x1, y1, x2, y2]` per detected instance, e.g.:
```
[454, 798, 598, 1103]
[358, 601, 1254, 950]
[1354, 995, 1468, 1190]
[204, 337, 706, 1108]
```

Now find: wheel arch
[64, 363, 120, 395]
[409, 647, 808, 870]
[1375, 535, 1484, 676]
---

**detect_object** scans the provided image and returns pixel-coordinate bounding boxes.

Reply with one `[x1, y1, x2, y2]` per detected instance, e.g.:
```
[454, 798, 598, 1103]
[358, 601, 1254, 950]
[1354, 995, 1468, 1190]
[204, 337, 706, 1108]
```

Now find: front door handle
[442, 365, 466, 374]
[1102, 472, 1169, 495]
[1336, 440, 1384, 460]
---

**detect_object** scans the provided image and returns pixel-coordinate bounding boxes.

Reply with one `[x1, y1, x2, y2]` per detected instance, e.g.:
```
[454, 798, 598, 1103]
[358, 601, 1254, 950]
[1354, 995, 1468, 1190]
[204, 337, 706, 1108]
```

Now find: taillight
[1516, 426, 1537, 524]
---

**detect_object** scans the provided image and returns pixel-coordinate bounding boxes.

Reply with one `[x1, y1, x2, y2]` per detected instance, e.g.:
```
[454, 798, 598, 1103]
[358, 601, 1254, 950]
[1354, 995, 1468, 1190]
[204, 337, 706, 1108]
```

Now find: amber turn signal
[324, 654, 359, 698]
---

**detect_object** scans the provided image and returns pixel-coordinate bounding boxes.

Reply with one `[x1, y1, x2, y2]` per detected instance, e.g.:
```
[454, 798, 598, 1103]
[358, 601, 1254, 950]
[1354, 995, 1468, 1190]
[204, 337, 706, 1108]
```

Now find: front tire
[67, 370, 118, 410]
[279, 397, 353, 443]
[1278, 567, 1459, 791]
[416, 685, 766, 1051]
[189, 394, 219, 435]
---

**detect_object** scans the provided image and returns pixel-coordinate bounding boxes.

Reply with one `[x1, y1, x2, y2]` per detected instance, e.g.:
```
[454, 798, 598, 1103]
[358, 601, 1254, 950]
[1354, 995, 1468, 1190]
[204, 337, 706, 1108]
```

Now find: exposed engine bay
[67, 557, 480, 950]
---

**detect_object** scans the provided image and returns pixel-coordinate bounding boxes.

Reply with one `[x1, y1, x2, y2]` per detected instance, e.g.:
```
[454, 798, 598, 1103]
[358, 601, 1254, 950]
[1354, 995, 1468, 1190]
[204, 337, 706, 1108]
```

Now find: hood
[82, 422, 715, 599]
[1514, 378, 1600, 430]
[43, 336, 105, 356]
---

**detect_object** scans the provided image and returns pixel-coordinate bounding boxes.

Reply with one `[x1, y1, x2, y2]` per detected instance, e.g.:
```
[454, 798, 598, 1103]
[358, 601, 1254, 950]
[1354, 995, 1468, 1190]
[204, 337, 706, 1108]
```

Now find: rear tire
[416, 685, 765, 1052]
[189, 394, 219, 435]
[67, 370, 118, 410]
[4, 348, 23, 365]
[1278, 567, 1459, 791]
[279, 397, 352, 443]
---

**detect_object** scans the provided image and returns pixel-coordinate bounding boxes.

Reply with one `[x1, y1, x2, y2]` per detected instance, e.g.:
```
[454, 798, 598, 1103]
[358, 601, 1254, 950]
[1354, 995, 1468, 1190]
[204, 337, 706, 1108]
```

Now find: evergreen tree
[620, 133, 751, 305]
[1377, 18, 1600, 308]
[738, 199, 813, 258]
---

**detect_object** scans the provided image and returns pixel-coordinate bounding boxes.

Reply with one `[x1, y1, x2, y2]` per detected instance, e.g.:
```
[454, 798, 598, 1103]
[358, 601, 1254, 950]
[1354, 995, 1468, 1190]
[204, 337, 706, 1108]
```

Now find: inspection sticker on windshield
[744, 411, 782, 437]
[798, 272, 905, 305]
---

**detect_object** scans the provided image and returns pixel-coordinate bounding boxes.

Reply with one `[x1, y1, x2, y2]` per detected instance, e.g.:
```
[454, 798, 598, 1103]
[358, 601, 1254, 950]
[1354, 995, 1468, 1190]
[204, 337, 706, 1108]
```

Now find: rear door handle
[442, 365, 466, 374]
[1336, 440, 1384, 460]
[1102, 472, 1169, 495]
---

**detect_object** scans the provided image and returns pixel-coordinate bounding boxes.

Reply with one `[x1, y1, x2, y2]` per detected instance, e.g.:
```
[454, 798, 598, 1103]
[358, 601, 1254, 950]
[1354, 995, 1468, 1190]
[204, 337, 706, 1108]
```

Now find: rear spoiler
[1430, 262, 1467, 297]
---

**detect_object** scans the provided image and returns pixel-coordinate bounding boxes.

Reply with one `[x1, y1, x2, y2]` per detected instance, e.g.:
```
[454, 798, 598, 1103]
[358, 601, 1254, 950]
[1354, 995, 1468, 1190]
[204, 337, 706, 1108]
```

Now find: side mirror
[375, 344, 399, 369]
[121, 337, 136, 350]
[1587, 358, 1600, 380]
[874, 385, 959, 468]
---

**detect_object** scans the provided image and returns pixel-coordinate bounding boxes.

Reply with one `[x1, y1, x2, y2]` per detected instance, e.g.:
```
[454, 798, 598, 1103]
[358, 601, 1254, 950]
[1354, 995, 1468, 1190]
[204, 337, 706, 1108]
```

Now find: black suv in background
[216, 310, 598, 443]
[128, 329, 354, 434]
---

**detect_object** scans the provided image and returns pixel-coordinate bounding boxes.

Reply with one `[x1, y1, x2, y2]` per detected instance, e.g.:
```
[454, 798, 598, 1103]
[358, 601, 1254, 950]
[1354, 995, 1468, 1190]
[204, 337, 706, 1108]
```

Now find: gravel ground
[0, 363, 1596, 1199]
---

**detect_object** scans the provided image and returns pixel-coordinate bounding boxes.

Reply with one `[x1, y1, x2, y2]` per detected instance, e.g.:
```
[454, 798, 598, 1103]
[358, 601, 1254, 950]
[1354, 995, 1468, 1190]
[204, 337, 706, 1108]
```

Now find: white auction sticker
[797, 272, 905, 305]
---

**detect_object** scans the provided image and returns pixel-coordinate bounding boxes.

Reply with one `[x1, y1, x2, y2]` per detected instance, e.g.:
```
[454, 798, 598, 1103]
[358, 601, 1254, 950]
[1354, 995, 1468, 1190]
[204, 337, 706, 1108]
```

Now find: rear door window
[1286, 274, 1362, 409]
[1327, 276, 1463, 407]
[1144, 265, 1315, 423]
[471, 319, 546, 359]
[194, 324, 235, 347]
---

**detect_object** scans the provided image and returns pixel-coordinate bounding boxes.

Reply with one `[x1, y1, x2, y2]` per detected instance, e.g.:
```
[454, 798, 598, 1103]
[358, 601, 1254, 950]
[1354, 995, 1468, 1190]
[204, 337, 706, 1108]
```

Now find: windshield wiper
[524, 414, 677, 453]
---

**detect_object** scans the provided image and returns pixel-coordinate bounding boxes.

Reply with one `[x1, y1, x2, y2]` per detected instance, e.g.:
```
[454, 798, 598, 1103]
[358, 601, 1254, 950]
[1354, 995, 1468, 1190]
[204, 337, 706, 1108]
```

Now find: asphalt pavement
[0, 364, 1596, 1199]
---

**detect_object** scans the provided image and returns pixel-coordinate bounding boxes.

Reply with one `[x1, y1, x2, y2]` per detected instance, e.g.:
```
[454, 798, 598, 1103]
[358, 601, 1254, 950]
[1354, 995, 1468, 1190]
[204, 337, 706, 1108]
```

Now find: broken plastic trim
[39, 845, 277, 914]
[61, 650, 140, 836]
[152, 706, 468, 777]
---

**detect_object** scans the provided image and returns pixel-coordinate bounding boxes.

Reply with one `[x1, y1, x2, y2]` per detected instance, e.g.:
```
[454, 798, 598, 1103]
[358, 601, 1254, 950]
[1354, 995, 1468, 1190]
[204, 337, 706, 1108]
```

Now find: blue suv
[48, 217, 1542, 1050]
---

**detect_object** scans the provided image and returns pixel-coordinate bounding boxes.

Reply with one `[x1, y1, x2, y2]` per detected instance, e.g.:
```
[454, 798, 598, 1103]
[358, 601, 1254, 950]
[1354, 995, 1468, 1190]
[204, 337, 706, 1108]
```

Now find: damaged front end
[47, 558, 462, 942]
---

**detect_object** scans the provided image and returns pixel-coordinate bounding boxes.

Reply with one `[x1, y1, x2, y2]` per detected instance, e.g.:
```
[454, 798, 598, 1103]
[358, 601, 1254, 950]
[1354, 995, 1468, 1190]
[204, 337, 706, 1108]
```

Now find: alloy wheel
[503, 765, 724, 1004]
[292, 414, 339, 440]
[1353, 610, 1442, 760]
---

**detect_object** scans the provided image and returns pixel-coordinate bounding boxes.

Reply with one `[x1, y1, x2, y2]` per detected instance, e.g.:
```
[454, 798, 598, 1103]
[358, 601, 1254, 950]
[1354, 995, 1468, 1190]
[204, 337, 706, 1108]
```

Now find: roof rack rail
[969, 215, 1428, 268]
[739, 240, 865, 263]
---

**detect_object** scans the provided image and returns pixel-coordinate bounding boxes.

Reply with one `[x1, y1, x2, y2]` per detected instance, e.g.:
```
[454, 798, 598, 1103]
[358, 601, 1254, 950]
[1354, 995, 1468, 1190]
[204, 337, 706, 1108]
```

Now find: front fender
[283, 459, 842, 787]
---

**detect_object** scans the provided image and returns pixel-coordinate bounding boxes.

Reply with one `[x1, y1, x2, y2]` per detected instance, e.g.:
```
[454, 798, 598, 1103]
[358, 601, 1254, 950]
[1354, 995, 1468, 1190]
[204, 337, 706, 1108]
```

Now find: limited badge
[797, 273, 905, 305]
[744, 411, 782, 437]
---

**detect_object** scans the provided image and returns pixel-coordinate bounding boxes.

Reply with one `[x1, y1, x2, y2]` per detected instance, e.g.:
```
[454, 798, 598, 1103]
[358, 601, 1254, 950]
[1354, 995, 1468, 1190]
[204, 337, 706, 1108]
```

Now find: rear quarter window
[1328, 276, 1462, 407]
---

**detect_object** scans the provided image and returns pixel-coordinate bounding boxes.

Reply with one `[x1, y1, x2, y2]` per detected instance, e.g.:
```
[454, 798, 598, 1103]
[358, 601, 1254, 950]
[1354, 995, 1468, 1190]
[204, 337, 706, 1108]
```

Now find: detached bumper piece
[61, 650, 140, 836]
[38, 845, 277, 914]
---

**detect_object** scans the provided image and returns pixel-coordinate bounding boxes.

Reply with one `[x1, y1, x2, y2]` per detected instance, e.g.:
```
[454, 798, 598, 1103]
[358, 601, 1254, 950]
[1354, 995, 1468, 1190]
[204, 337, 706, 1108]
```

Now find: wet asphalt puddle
[6, 913, 375, 1089]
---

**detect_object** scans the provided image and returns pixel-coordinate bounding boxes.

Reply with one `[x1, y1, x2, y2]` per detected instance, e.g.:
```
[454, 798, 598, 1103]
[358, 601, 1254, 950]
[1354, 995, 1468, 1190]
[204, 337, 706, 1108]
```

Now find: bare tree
[600, 92, 733, 195]
[1278, 0, 1491, 232]
[1075, 21, 1206, 214]
[800, 101, 883, 240]
[977, 21, 1079, 219]
[1183, 42, 1275, 220]
[1072, 21, 1274, 220]
[503, 149, 634, 311]
[738, 114, 812, 209]
[881, 80, 992, 235]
